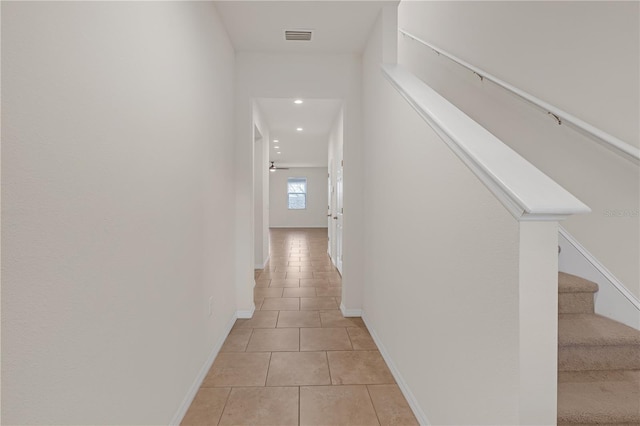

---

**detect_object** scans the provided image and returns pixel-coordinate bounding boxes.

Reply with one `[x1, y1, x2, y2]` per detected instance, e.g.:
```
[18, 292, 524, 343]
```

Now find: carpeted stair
[557, 272, 640, 425]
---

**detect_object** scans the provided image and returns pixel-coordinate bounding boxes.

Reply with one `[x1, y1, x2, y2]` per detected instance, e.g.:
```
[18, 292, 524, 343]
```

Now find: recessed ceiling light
[277, 151, 281, 154]
[296, 127, 303, 132]
[274, 146, 280, 149]
[294, 99, 303, 104]
[273, 139, 279, 143]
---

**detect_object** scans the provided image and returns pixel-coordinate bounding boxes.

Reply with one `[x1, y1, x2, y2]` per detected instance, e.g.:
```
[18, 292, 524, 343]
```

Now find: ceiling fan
[269, 161, 289, 172]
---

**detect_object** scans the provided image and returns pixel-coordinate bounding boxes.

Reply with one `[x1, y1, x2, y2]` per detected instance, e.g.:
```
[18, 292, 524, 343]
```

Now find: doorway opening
[252, 98, 344, 277]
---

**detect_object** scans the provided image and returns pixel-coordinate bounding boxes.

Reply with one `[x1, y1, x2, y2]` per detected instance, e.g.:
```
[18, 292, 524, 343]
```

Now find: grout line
[345, 327, 354, 350]
[220, 383, 372, 389]
[216, 387, 233, 426]
[264, 352, 273, 387]
[325, 351, 333, 385]
[244, 328, 254, 352]
[298, 386, 301, 426]
[365, 385, 383, 426]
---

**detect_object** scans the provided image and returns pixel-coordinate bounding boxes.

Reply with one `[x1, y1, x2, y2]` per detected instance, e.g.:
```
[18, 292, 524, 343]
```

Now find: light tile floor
[182, 228, 418, 426]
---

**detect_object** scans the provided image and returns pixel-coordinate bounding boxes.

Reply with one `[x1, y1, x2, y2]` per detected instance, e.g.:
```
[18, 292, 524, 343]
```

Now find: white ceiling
[214, 1, 398, 54]
[218, 1, 397, 167]
[256, 98, 342, 167]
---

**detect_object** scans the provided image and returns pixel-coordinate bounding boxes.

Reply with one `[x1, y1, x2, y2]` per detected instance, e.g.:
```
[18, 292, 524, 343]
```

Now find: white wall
[1, 2, 236, 424]
[234, 52, 364, 315]
[328, 108, 344, 262]
[398, 1, 640, 299]
[362, 12, 558, 424]
[270, 167, 329, 228]
[253, 105, 270, 269]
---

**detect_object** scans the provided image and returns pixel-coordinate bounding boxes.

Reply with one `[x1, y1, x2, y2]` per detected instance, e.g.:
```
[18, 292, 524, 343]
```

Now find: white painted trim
[330, 251, 338, 270]
[362, 312, 431, 426]
[559, 227, 640, 329]
[398, 29, 640, 165]
[169, 313, 236, 425]
[381, 64, 591, 222]
[339, 303, 362, 317]
[236, 304, 256, 319]
[254, 255, 269, 270]
[268, 226, 329, 229]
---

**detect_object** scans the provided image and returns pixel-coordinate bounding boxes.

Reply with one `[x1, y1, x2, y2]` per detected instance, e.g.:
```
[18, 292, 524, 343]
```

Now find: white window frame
[287, 177, 307, 210]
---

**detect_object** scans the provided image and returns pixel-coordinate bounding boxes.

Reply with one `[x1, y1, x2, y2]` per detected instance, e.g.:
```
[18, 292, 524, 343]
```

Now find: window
[287, 177, 307, 209]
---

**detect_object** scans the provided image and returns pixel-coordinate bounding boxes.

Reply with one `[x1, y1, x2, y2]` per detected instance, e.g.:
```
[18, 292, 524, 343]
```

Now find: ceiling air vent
[285, 30, 313, 41]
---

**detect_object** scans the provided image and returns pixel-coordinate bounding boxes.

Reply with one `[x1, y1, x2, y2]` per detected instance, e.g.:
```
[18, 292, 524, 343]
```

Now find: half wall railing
[381, 63, 591, 221]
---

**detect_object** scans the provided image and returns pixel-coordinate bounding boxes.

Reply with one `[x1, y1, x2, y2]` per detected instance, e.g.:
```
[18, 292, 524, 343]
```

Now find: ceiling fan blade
[269, 161, 290, 171]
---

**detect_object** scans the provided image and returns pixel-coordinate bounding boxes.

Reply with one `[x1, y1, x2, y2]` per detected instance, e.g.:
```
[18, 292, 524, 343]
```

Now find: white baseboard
[236, 304, 256, 319]
[254, 256, 269, 270]
[559, 226, 640, 330]
[340, 303, 362, 317]
[170, 313, 237, 425]
[362, 312, 430, 425]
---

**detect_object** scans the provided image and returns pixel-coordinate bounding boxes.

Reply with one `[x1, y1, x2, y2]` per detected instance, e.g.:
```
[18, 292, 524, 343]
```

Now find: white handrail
[399, 29, 640, 165]
[381, 63, 591, 221]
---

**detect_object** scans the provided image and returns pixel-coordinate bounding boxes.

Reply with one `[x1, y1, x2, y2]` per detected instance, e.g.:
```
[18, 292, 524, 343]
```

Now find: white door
[335, 164, 343, 274]
[328, 169, 333, 258]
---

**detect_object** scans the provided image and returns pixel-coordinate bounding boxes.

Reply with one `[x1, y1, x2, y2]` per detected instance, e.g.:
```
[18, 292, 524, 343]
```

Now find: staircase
[557, 272, 640, 425]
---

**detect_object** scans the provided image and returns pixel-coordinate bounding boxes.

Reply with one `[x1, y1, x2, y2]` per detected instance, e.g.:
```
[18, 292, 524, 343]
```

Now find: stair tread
[558, 371, 640, 423]
[559, 272, 599, 294]
[559, 313, 640, 346]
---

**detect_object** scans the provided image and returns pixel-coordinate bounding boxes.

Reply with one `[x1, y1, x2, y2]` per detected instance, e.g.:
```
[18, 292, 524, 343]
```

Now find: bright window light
[287, 177, 307, 210]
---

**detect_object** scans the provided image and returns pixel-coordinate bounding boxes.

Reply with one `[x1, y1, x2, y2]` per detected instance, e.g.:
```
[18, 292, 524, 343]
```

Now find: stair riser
[559, 423, 640, 426]
[559, 345, 640, 371]
[558, 370, 634, 382]
[559, 292, 595, 314]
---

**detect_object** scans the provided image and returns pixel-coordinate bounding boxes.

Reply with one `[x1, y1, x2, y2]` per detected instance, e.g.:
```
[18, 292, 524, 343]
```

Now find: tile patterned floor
[182, 228, 418, 426]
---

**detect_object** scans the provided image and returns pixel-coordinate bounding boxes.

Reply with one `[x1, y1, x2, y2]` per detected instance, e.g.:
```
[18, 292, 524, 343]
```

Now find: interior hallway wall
[361, 14, 523, 424]
[1, 2, 236, 423]
[398, 1, 640, 298]
[253, 104, 270, 269]
[234, 53, 364, 316]
[269, 167, 329, 228]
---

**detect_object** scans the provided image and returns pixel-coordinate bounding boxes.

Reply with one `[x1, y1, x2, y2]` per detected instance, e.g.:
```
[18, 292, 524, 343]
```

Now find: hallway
[181, 228, 418, 425]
